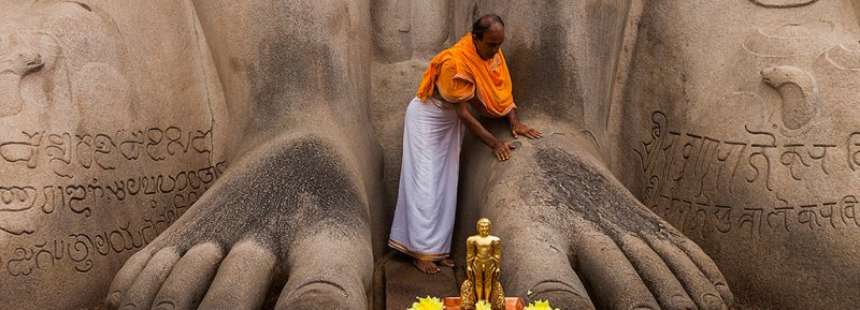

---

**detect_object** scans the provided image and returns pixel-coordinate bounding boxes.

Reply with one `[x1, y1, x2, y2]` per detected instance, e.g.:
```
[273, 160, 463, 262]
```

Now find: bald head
[471, 14, 505, 60]
[472, 14, 504, 41]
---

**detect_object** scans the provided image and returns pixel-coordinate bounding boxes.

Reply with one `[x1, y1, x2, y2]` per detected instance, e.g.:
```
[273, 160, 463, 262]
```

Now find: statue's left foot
[460, 134, 734, 310]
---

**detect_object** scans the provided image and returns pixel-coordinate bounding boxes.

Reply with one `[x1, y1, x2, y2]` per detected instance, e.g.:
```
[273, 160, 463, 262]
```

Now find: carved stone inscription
[1, 162, 225, 277]
[634, 111, 860, 239]
[0, 127, 214, 178]
[0, 126, 222, 278]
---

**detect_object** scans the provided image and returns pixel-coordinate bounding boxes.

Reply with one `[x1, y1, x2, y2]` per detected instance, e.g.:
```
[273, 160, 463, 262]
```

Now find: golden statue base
[442, 297, 525, 310]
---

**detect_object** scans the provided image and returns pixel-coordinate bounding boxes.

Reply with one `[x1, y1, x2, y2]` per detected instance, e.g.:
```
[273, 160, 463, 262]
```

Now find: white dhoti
[389, 96, 464, 260]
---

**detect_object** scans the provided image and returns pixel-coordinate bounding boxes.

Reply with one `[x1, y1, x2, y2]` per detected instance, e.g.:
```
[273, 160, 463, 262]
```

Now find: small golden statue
[460, 218, 505, 310]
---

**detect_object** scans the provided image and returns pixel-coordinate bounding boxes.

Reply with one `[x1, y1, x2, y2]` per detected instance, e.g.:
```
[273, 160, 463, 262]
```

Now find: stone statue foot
[458, 128, 734, 310]
[104, 136, 373, 310]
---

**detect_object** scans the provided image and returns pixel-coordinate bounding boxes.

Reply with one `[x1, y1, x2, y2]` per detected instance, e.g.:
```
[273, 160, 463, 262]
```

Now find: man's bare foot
[438, 258, 455, 268]
[414, 259, 440, 274]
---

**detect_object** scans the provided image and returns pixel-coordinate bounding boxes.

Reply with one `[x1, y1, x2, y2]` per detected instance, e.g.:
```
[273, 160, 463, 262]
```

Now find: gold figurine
[460, 218, 505, 310]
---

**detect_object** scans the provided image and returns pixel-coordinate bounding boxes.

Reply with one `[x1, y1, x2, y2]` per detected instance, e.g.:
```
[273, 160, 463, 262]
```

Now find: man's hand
[512, 122, 543, 139]
[492, 141, 515, 161]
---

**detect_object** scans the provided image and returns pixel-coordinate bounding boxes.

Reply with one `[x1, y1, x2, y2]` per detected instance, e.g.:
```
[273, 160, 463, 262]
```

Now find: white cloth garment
[388, 96, 464, 260]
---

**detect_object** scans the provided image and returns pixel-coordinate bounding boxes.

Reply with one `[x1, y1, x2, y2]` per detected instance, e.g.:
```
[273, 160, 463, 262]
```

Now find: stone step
[374, 252, 460, 310]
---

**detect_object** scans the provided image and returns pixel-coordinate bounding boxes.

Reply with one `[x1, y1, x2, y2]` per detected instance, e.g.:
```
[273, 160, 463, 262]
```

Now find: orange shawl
[416, 33, 515, 118]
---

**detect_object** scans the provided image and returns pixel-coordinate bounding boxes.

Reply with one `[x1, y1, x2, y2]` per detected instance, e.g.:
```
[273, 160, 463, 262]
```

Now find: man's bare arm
[453, 101, 514, 161]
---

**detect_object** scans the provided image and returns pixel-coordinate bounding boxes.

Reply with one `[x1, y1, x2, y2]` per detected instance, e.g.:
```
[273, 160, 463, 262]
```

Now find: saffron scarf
[416, 33, 515, 118]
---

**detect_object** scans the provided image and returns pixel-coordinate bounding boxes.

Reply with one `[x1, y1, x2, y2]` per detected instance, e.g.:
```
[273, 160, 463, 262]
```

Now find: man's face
[475, 23, 504, 60]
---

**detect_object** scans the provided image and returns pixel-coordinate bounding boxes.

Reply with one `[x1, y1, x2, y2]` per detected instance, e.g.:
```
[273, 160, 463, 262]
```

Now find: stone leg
[104, 136, 374, 310]
[456, 123, 733, 310]
[103, 0, 382, 308]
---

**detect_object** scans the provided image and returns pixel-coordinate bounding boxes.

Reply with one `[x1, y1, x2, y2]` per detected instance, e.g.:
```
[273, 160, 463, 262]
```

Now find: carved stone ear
[0, 32, 46, 117]
[18, 33, 64, 110]
[34, 2, 134, 123]
[34, 33, 61, 70]
[39, 1, 127, 71]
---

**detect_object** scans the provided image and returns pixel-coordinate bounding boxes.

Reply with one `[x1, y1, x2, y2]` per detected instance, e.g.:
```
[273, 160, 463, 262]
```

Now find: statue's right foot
[104, 137, 374, 310]
[414, 259, 441, 274]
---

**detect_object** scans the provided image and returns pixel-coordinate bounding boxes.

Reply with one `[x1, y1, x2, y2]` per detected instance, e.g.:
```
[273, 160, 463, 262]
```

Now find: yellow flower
[525, 299, 559, 310]
[475, 300, 492, 310]
[407, 296, 444, 310]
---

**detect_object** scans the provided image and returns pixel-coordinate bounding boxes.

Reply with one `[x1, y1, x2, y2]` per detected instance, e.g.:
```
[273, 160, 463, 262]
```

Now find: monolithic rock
[1, 0, 859, 309]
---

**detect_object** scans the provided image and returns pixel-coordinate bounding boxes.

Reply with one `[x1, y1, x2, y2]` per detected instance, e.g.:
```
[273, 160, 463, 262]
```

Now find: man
[388, 14, 542, 274]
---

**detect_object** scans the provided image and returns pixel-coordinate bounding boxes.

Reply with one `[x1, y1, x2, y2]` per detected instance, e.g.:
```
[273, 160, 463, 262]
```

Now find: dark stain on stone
[252, 29, 340, 129]
[174, 136, 368, 258]
[507, 12, 585, 121]
[229, 57, 242, 73]
[535, 146, 660, 235]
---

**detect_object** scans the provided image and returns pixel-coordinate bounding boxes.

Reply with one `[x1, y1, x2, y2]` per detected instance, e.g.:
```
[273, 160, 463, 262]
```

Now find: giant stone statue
[0, 0, 859, 309]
